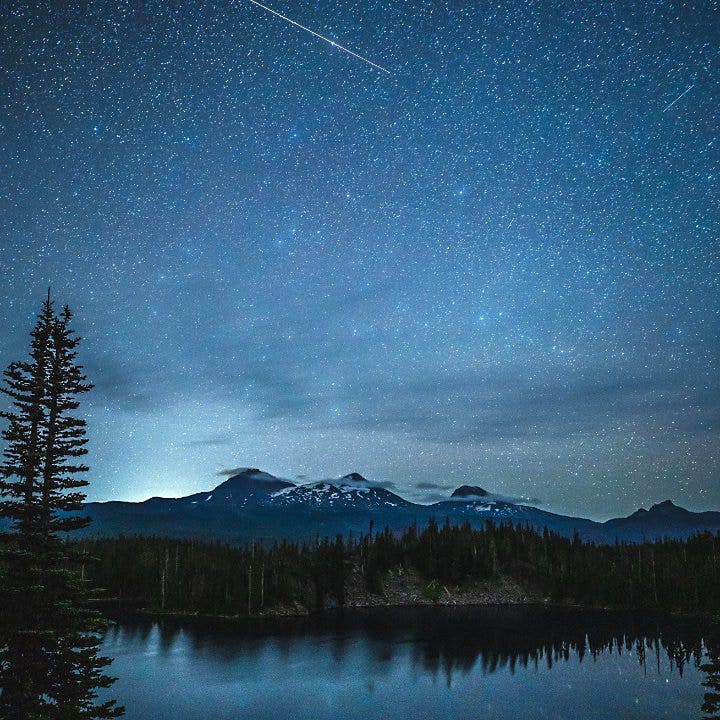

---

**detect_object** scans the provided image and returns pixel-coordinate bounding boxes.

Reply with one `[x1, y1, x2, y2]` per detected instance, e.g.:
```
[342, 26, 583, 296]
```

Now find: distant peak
[227, 468, 290, 481]
[628, 501, 681, 518]
[215, 469, 294, 491]
[217, 467, 267, 478]
[451, 485, 490, 499]
[649, 500, 678, 511]
[341, 472, 368, 483]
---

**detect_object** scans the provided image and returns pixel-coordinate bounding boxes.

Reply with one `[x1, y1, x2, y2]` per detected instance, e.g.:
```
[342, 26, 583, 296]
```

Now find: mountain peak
[77, 471, 720, 545]
[649, 500, 680, 512]
[341, 472, 368, 483]
[227, 467, 264, 477]
[215, 469, 294, 493]
[451, 485, 490, 499]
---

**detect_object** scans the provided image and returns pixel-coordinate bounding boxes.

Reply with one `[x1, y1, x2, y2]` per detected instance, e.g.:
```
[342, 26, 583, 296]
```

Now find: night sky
[1, 0, 718, 519]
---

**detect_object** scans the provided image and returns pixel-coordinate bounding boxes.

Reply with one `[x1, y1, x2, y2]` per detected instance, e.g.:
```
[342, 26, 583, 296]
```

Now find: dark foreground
[99, 605, 719, 720]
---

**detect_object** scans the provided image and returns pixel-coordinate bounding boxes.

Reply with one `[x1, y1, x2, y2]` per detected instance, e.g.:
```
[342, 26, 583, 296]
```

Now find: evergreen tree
[0, 294, 123, 719]
[701, 620, 720, 720]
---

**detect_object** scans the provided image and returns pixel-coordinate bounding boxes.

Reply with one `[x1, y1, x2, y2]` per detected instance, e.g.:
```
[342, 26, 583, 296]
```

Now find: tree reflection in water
[701, 620, 720, 719]
[105, 605, 718, 719]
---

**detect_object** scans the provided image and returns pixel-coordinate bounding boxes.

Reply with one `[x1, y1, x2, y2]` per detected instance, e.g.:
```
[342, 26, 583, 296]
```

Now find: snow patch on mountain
[447, 485, 541, 507]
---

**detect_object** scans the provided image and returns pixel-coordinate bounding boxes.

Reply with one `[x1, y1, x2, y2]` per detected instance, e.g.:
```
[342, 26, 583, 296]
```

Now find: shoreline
[95, 567, 716, 623]
[96, 567, 536, 621]
[102, 600, 715, 627]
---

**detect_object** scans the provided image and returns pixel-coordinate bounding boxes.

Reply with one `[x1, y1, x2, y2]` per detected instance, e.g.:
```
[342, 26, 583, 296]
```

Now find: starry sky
[1, 0, 718, 519]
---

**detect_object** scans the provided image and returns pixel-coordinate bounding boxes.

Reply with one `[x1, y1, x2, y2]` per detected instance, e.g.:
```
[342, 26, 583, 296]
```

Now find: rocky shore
[341, 566, 534, 610]
[104, 567, 537, 621]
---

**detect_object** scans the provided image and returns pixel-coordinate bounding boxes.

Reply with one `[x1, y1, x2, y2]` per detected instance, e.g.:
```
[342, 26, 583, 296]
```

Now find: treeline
[76, 519, 720, 616]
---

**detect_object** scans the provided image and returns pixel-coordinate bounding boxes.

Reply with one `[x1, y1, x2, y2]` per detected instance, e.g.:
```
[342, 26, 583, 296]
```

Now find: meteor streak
[247, 0, 391, 74]
[662, 84, 694, 112]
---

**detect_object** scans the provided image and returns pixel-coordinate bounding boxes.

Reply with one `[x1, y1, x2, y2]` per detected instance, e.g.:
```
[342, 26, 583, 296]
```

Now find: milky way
[0, 0, 718, 518]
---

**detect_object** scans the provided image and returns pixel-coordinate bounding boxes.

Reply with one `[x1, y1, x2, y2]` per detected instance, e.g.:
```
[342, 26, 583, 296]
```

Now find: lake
[99, 606, 718, 719]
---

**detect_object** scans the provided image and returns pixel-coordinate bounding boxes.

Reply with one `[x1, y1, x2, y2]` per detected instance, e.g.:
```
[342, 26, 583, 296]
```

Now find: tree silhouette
[0, 293, 123, 719]
[701, 620, 720, 720]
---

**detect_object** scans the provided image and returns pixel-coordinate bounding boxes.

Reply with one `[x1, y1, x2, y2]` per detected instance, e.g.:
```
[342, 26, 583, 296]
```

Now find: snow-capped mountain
[190, 468, 295, 509]
[68, 468, 720, 546]
[269, 473, 413, 511]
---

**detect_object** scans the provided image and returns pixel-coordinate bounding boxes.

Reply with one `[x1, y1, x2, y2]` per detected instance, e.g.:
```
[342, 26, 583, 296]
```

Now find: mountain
[201, 468, 295, 507]
[451, 485, 490, 498]
[74, 469, 418, 544]
[270, 473, 414, 512]
[430, 494, 601, 540]
[64, 469, 720, 546]
[601, 500, 720, 542]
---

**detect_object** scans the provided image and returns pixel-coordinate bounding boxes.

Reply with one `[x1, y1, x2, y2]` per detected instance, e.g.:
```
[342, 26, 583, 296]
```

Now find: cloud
[331, 474, 399, 491]
[416, 488, 542, 506]
[418, 491, 451, 504]
[493, 494, 543, 506]
[80, 305, 720, 455]
[443, 492, 543, 506]
[319, 369, 720, 444]
[217, 467, 251, 476]
[375, 479, 399, 490]
[183, 435, 233, 447]
[81, 352, 187, 412]
[216, 467, 296, 484]
[445, 492, 489, 502]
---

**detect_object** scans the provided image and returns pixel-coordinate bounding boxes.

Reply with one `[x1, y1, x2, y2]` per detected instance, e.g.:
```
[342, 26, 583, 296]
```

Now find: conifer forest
[80, 523, 720, 618]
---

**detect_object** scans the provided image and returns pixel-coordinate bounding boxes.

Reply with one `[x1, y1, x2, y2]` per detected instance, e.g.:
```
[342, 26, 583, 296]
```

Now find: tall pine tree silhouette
[0, 293, 123, 719]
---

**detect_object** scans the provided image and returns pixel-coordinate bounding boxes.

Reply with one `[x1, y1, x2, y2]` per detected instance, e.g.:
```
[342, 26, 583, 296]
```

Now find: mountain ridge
[69, 468, 720, 546]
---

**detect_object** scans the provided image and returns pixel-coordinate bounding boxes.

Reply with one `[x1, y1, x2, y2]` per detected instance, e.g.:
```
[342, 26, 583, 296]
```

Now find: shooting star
[662, 84, 694, 112]
[247, 0, 391, 74]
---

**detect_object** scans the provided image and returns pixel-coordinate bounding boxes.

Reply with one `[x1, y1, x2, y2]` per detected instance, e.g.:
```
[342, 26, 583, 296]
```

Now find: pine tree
[0, 294, 123, 719]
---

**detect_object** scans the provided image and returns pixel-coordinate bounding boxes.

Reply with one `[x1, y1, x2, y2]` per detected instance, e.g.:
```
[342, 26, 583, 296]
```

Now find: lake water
[99, 606, 717, 719]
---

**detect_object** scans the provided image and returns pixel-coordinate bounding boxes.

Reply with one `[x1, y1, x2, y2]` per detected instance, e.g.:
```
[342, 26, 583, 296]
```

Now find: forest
[78, 518, 720, 617]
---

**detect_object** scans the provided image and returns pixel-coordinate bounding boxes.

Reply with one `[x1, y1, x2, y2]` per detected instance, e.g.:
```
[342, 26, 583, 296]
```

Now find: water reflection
[701, 622, 720, 719]
[101, 606, 716, 720]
